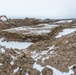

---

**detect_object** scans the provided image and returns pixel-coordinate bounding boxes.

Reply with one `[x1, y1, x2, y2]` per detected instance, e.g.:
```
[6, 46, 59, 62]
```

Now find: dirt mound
[0, 30, 49, 42]
[0, 18, 76, 75]
[27, 31, 76, 72]
[0, 18, 54, 30]
[0, 24, 59, 42]
[0, 46, 35, 75]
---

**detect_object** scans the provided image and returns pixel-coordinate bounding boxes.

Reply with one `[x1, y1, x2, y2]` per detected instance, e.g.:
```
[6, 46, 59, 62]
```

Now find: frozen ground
[33, 62, 75, 75]
[31, 45, 55, 62]
[0, 19, 76, 75]
[2, 24, 59, 35]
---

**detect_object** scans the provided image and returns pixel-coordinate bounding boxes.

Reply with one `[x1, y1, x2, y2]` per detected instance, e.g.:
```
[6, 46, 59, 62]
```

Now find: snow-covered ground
[55, 20, 72, 24]
[55, 28, 76, 38]
[33, 62, 76, 75]
[0, 38, 32, 49]
[31, 45, 55, 62]
[0, 22, 76, 75]
[2, 24, 59, 35]
[32, 44, 76, 75]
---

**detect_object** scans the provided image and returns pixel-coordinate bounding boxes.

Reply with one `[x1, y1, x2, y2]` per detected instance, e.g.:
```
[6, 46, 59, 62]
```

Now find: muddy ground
[0, 18, 76, 75]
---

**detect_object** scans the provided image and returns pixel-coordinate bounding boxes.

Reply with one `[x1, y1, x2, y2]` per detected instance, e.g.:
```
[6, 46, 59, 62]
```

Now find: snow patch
[26, 73, 29, 75]
[33, 63, 75, 75]
[33, 62, 44, 72]
[14, 67, 19, 73]
[38, 24, 59, 29]
[55, 20, 72, 24]
[0, 38, 32, 49]
[0, 48, 5, 53]
[56, 28, 76, 38]
[2, 24, 59, 35]
[0, 63, 3, 66]
[10, 55, 16, 65]
[31, 45, 55, 62]
[10, 60, 14, 65]
[46, 65, 75, 75]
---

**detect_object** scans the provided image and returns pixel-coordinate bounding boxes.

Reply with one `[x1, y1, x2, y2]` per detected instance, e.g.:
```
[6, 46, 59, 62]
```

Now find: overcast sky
[0, 0, 76, 19]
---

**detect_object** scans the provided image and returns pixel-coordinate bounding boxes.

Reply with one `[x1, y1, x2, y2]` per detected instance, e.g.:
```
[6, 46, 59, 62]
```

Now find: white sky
[0, 0, 76, 19]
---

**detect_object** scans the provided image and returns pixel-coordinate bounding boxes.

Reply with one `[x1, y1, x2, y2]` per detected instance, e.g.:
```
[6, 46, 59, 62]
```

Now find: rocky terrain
[0, 18, 76, 75]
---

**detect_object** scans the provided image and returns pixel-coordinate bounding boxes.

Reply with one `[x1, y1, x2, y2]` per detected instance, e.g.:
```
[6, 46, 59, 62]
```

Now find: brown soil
[0, 18, 76, 75]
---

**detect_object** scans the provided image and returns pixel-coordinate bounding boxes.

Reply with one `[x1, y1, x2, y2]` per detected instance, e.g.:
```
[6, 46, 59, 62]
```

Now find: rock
[73, 65, 76, 74]
[42, 67, 53, 75]
[73, 65, 76, 69]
